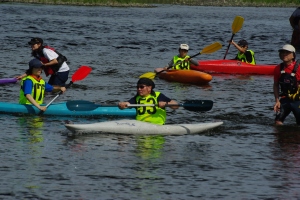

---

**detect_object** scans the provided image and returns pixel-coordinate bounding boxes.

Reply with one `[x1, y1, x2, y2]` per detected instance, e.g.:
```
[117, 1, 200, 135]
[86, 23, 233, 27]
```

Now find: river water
[0, 3, 299, 200]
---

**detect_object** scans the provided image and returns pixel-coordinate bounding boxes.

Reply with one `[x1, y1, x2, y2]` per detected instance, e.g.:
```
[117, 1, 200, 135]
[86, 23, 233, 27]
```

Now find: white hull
[65, 119, 223, 135]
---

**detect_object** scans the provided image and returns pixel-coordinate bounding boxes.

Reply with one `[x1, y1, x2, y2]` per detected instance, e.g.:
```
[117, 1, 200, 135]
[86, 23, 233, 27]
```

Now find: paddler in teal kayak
[19, 59, 66, 112]
[230, 39, 256, 65]
[118, 78, 178, 125]
[154, 44, 199, 73]
[273, 44, 300, 125]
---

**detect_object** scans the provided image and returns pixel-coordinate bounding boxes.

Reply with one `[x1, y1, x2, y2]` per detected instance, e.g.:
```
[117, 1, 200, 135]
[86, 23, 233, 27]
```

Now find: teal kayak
[0, 101, 136, 117]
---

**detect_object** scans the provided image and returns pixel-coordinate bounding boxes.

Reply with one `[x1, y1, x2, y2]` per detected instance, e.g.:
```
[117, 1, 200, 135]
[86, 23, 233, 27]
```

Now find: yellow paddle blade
[232, 16, 244, 34]
[200, 42, 223, 54]
[139, 72, 156, 79]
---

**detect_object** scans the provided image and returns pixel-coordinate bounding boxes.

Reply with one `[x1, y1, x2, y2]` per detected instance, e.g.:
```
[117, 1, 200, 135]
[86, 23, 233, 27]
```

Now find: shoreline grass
[1, 0, 300, 7]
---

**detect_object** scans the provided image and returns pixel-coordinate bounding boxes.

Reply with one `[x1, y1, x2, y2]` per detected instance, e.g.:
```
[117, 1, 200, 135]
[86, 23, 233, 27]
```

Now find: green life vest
[236, 50, 256, 65]
[19, 76, 46, 105]
[135, 92, 167, 125]
[172, 55, 190, 70]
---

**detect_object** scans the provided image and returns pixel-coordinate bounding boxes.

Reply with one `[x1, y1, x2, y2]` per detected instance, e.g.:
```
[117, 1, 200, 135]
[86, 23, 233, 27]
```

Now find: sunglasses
[137, 85, 147, 89]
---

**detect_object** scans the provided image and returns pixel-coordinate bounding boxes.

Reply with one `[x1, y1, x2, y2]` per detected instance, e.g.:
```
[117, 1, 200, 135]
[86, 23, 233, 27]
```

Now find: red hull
[191, 60, 276, 75]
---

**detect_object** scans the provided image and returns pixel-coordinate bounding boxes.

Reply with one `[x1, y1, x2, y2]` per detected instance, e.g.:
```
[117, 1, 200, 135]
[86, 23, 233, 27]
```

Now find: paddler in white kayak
[118, 78, 178, 125]
[154, 44, 199, 73]
[19, 59, 66, 112]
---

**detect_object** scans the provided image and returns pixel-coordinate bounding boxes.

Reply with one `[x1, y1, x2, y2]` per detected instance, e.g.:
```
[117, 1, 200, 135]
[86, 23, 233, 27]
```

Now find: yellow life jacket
[19, 76, 45, 105]
[172, 55, 190, 70]
[236, 50, 256, 65]
[135, 92, 167, 125]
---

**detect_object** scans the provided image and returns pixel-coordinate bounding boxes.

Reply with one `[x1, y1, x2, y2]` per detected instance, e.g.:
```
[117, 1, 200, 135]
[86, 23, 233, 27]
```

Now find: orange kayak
[158, 70, 212, 85]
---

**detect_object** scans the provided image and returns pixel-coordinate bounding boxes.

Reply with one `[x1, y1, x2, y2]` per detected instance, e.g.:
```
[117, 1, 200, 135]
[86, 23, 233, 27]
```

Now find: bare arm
[231, 40, 246, 53]
[52, 86, 66, 93]
[42, 58, 58, 66]
[16, 73, 27, 80]
[25, 94, 47, 111]
[118, 102, 130, 109]
[189, 58, 199, 66]
[158, 99, 179, 110]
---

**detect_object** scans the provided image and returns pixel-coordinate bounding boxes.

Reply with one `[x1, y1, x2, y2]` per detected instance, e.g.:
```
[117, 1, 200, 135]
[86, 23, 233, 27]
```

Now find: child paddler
[118, 78, 178, 125]
[19, 59, 66, 112]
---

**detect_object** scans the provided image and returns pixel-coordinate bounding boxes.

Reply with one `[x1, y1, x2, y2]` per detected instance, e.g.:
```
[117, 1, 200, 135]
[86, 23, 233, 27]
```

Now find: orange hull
[158, 70, 212, 85]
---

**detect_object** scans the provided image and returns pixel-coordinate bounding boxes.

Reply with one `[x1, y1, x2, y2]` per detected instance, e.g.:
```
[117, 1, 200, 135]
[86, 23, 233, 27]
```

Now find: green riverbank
[1, 0, 300, 7]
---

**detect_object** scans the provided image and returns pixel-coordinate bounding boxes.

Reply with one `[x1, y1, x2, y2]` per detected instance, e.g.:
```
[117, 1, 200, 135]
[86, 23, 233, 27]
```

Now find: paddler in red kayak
[230, 39, 256, 65]
[19, 59, 66, 112]
[154, 44, 199, 73]
[273, 44, 300, 125]
[118, 78, 178, 125]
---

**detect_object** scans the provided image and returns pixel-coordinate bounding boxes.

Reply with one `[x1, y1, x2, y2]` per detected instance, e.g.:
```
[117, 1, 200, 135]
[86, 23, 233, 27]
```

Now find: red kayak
[191, 60, 276, 75]
[158, 70, 212, 85]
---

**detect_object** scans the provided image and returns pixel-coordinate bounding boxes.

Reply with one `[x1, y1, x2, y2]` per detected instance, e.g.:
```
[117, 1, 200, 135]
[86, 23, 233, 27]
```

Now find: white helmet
[278, 44, 296, 53]
[179, 44, 189, 50]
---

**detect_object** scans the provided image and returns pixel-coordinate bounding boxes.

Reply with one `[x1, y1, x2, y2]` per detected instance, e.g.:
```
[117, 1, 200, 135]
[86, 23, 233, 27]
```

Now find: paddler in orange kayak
[154, 44, 199, 73]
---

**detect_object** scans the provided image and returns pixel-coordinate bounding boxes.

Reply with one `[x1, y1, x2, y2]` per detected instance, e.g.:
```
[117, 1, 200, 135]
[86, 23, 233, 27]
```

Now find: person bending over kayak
[154, 44, 199, 73]
[118, 78, 178, 125]
[17, 37, 69, 87]
[273, 44, 300, 125]
[230, 39, 256, 65]
[19, 59, 66, 112]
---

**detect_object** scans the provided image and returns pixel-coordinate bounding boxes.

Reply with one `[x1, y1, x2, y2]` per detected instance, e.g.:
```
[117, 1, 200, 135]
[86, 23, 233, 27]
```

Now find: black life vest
[279, 59, 300, 96]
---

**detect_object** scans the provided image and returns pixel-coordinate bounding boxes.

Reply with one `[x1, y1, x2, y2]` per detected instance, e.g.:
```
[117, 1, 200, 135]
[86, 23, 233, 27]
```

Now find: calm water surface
[0, 3, 299, 199]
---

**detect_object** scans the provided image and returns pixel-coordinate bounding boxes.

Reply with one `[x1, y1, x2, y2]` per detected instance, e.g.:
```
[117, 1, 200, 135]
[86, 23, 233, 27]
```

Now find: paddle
[140, 42, 222, 79]
[66, 100, 213, 112]
[223, 16, 244, 59]
[39, 65, 92, 114]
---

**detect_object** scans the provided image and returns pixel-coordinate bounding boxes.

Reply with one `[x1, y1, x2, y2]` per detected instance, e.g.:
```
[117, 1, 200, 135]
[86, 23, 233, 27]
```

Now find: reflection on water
[16, 116, 45, 191]
[135, 135, 165, 159]
[274, 125, 300, 145]
[18, 116, 44, 156]
[18, 116, 44, 144]
[271, 125, 300, 198]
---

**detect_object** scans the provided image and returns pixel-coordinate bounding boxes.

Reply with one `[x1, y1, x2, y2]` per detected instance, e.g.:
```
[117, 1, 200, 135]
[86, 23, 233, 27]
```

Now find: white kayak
[64, 119, 223, 135]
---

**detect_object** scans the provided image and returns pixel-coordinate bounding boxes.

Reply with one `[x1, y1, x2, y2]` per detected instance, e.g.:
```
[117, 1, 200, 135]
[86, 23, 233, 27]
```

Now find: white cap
[279, 44, 295, 53]
[179, 44, 189, 50]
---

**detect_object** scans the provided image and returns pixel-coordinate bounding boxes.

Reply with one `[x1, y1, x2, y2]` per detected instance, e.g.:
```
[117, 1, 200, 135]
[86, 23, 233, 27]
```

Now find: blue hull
[0, 102, 136, 117]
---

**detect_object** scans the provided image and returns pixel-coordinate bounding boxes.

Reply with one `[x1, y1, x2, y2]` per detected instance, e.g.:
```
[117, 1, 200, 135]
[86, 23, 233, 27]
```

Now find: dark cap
[29, 59, 43, 69]
[238, 39, 248, 46]
[137, 78, 155, 89]
[28, 37, 43, 45]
